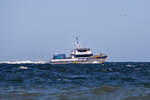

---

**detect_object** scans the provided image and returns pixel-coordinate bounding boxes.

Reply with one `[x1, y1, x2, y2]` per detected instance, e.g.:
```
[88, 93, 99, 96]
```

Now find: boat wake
[0, 60, 47, 64]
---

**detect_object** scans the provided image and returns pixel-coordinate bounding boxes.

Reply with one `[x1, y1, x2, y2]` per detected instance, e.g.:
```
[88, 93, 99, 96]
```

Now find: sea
[0, 62, 150, 100]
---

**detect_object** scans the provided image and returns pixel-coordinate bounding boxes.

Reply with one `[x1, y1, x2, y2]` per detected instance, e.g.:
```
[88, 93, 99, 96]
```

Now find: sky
[0, 0, 150, 62]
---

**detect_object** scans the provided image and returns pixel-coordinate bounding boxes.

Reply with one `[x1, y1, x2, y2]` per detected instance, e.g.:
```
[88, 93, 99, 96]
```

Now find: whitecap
[108, 68, 112, 71]
[0, 60, 47, 64]
[126, 64, 133, 67]
[20, 66, 28, 69]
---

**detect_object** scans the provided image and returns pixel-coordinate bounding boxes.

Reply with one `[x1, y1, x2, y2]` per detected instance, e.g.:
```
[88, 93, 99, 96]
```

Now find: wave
[0, 60, 47, 64]
[20, 66, 28, 69]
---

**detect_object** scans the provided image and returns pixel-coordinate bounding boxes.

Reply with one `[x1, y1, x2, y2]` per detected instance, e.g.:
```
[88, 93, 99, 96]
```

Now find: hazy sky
[0, 0, 150, 62]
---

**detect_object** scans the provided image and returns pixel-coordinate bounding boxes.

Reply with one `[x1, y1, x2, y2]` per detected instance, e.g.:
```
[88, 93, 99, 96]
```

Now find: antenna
[75, 37, 80, 48]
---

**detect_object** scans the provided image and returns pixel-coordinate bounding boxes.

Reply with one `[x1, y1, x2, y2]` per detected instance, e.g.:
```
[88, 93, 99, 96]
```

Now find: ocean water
[0, 62, 150, 100]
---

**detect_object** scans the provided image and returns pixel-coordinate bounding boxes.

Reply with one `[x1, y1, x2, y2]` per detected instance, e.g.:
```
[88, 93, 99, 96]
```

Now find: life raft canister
[93, 54, 101, 59]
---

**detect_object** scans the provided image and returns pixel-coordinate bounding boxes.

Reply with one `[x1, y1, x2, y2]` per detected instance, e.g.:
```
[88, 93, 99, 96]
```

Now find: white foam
[126, 64, 133, 67]
[20, 66, 28, 69]
[0, 60, 47, 64]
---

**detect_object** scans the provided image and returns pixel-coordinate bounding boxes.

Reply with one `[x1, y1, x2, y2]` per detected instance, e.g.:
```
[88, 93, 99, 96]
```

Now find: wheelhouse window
[78, 49, 87, 52]
[76, 48, 90, 52]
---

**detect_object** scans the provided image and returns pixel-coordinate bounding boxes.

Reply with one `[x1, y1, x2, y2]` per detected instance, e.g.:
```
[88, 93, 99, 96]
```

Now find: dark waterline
[0, 62, 150, 100]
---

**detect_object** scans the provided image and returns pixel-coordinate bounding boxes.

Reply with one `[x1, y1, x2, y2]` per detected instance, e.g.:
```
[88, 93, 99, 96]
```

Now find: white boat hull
[50, 58, 106, 64]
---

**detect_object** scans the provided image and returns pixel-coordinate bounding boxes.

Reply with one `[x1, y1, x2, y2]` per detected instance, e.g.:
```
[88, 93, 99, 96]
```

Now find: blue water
[0, 62, 150, 100]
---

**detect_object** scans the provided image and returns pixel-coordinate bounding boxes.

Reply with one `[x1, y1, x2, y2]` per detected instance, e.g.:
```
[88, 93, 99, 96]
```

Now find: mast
[75, 37, 80, 48]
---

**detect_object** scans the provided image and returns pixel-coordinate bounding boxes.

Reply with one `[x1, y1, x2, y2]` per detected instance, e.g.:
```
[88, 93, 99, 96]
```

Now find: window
[78, 49, 88, 52]
[75, 54, 93, 57]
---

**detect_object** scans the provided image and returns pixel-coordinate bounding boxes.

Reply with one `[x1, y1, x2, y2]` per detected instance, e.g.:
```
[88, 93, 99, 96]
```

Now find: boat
[50, 37, 107, 64]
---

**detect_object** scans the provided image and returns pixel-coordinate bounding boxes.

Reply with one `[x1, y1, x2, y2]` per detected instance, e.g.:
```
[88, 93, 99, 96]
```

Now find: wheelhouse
[72, 48, 93, 58]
